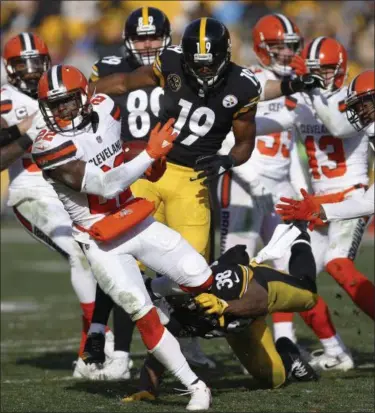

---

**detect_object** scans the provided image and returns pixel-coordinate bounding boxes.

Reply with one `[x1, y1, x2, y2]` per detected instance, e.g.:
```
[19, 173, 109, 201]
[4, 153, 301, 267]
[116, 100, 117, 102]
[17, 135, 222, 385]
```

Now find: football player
[0, 33, 99, 363]
[255, 38, 374, 369]
[276, 70, 374, 225]
[217, 15, 352, 372]
[33, 64, 217, 411]
[122, 224, 319, 403]
[89, 7, 215, 376]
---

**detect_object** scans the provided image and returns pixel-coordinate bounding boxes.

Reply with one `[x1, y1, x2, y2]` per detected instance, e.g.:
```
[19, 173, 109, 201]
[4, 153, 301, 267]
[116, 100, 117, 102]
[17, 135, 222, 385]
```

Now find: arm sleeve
[81, 150, 153, 199]
[308, 89, 357, 138]
[322, 183, 374, 221]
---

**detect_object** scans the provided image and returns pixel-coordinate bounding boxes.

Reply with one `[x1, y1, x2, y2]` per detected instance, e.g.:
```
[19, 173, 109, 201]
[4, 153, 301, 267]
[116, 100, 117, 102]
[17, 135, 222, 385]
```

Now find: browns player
[0, 33, 99, 368]
[256, 37, 374, 370]
[33, 64, 217, 410]
[89, 8, 215, 375]
[276, 70, 374, 229]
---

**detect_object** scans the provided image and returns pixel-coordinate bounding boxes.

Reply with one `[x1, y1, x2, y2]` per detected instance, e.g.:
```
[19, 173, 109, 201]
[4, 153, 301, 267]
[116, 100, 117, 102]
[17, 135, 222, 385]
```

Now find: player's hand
[291, 73, 325, 93]
[17, 112, 38, 135]
[195, 293, 228, 317]
[122, 390, 156, 403]
[290, 55, 308, 76]
[146, 118, 177, 160]
[275, 188, 324, 230]
[193, 154, 235, 183]
[145, 156, 167, 182]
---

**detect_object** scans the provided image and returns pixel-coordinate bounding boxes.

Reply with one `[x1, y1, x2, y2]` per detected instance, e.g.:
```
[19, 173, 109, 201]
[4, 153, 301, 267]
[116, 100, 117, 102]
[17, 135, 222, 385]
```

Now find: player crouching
[125, 223, 319, 403]
[32, 65, 216, 411]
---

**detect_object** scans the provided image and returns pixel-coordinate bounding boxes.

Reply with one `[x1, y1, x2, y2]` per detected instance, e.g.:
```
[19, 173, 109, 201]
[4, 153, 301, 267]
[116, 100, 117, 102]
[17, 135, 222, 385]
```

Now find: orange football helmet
[3, 32, 51, 98]
[302, 37, 347, 92]
[345, 70, 375, 132]
[38, 65, 92, 133]
[252, 14, 303, 76]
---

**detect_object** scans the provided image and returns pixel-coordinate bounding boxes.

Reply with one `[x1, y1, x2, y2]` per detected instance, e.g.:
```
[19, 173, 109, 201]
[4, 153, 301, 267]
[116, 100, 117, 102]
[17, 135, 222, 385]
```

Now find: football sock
[113, 304, 135, 352]
[326, 258, 375, 320]
[79, 302, 95, 356]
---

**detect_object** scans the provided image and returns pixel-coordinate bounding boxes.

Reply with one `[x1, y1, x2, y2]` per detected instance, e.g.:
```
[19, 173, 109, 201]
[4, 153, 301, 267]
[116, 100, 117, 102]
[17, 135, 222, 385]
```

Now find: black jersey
[90, 55, 164, 143]
[153, 45, 261, 167]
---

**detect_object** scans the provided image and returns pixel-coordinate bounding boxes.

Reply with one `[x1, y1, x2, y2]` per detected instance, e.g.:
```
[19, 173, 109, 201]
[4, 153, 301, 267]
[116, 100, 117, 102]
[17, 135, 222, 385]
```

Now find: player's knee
[177, 247, 212, 289]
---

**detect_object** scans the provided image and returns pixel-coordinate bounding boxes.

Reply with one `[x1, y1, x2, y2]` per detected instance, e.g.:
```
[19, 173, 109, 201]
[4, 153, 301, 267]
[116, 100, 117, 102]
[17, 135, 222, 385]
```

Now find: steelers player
[122, 224, 319, 403]
[88, 8, 215, 375]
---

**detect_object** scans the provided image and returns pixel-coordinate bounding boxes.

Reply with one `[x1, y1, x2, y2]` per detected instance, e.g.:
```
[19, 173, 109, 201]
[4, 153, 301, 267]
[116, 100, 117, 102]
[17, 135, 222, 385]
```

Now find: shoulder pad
[90, 56, 129, 81]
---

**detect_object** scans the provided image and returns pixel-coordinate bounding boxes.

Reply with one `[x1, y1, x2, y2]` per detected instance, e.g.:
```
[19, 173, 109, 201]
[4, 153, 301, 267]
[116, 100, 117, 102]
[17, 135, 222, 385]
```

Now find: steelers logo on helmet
[181, 18, 231, 93]
[123, 7, 172, 66]
[222, 95, 238, 108]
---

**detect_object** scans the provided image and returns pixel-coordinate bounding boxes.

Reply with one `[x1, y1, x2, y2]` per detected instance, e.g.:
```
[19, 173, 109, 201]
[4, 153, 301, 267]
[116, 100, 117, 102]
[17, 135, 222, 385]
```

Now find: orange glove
[146, 118, 177, 160]
[290, 55, 308, 76]
[275, 188, 324, 230]
[145, 156, 167, 182]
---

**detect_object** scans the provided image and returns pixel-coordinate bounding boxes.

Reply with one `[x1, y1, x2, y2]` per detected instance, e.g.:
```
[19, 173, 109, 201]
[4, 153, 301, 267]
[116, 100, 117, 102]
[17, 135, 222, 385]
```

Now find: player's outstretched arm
[89, 65, 158, 95]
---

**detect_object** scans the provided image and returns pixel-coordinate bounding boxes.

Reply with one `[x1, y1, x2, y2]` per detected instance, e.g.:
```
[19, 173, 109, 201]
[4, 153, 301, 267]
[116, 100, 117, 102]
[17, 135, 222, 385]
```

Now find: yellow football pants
[226, 317, 286, 389]
[131, 162, 211, 258]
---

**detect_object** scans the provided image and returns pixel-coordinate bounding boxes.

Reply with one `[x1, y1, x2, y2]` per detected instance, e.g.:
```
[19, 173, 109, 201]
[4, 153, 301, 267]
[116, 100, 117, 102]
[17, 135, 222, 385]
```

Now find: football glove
[290, 55, 308, 76]
[193, 154, 235, 183]
[291, 73, 326, 93]
[194, 293, 229, 323]
[275, 188, 324, 230]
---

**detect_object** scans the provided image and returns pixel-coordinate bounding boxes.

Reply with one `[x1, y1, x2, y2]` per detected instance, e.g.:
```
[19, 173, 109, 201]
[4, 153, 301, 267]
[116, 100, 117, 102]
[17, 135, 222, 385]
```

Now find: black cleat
[276, 337, 319, 382]
[81, 332, 105, 365]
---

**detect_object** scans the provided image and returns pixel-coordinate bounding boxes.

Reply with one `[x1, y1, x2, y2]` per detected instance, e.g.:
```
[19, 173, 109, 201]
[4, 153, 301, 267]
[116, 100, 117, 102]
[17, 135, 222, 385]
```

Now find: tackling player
[123, 224, 319, 403]
[32, 64, 220, 411]
[0, 33, 98, 363]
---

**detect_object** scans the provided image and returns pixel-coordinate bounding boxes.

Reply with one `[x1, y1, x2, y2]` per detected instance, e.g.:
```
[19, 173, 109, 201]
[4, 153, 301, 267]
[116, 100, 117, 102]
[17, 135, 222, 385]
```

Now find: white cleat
[89, 351, 133, 380]
[72, 358, 100, 379]
[309, 349, 354, 371]
[179, 337, 216, 369]
[185, 380, 212, 411]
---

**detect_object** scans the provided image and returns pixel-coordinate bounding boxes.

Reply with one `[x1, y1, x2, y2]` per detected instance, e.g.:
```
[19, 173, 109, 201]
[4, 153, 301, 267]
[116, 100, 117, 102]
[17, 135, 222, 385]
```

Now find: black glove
[281, 74, 325, 95]
[193, 154, 236, 183]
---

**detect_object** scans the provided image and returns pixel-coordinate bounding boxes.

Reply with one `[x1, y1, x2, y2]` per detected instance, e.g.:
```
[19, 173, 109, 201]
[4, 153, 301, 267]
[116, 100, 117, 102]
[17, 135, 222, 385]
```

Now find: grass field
[1, 219, 374, 413]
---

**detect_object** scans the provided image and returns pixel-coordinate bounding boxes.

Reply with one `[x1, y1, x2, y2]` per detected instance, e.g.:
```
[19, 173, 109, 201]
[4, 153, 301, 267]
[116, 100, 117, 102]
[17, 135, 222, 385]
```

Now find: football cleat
[276, 337, 319, 382]
[89, 351, 133, 380]
[81, 332, 105, 364]
[179, 337, 216, 369]
[177, 380, 212, 411]
[72, 358, 99, 379]
[309, 349, 354, 371]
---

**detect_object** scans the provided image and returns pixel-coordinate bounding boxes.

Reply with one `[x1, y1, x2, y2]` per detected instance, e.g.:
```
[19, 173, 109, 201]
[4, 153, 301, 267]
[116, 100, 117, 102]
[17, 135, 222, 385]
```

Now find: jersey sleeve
[89, 56, 125, 82]
[309, 88, 357, 138]
[210, 263, 251, 301]
[322, 183, 374, 221]
[152, 46, 182, 88]
[232, 67, 262, 119]
[32, 132, 83, 170]
[0, 88, 14, 124]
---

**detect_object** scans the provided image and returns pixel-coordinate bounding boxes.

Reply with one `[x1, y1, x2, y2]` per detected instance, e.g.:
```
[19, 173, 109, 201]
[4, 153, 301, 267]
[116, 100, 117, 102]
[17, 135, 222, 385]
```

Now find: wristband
[0, 125, 22, 147]
[16, 134, 33, 151]
[280, 79, 295, 96]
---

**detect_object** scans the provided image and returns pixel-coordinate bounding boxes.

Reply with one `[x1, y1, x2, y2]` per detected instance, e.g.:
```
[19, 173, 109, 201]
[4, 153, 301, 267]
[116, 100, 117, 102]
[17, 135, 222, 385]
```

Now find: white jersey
[256, 86, 369, 194]
[32, 94, 129, 231]
[243, 66, 296, 181]
[1, 84, 56, 205]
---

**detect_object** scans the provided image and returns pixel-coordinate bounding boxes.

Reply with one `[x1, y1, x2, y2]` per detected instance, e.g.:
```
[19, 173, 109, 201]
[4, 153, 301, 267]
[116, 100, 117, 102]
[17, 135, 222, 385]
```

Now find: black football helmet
[181, 18, 231, 91]
[123, 7, 171, 66]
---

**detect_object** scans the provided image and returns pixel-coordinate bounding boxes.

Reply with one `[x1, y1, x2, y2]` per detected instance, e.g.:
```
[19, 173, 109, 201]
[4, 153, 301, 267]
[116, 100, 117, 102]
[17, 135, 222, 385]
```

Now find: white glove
[25, 111, 46, 142]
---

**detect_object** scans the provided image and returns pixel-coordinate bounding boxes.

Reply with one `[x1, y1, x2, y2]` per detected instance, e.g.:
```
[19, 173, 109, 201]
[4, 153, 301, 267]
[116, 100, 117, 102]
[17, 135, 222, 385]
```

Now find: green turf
[1, 220, 374, 412]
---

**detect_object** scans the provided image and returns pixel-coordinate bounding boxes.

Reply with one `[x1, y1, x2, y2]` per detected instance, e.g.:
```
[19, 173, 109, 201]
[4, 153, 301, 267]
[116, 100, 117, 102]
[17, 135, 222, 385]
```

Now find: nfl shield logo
[96, 136, 102, 143]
